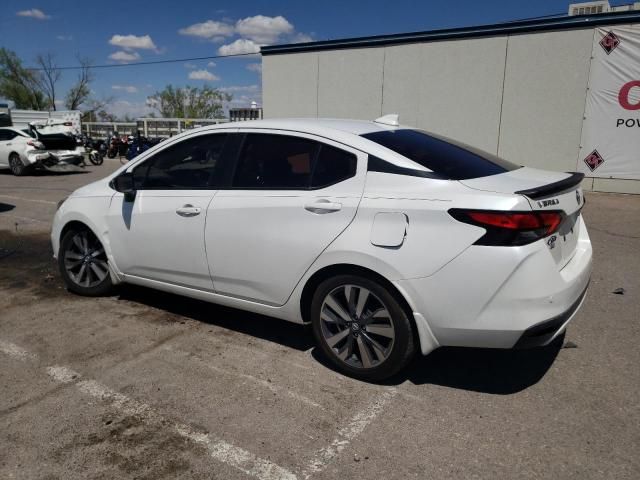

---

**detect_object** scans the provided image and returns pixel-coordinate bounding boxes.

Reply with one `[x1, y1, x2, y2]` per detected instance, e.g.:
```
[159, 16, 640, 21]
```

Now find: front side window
[361, 129, 520, 180]
[133, 133, 229, 190]
[233, 133, 357, 189]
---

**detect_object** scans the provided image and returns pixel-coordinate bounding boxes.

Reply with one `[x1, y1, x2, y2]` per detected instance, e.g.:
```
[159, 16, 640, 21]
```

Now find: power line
[25, 52, 260, 71]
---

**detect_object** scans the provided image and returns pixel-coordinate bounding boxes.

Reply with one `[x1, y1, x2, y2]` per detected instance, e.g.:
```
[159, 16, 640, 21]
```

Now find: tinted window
[361, 129, 520, 180]
[0, 129, 17, 141]
[311, 145, 357, 188]
[135, 133, 228, 190]
[233, 134, 318, 189]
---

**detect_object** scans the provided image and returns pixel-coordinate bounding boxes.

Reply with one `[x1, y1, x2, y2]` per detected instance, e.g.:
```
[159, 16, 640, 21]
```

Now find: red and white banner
[578, 27, 640, 179]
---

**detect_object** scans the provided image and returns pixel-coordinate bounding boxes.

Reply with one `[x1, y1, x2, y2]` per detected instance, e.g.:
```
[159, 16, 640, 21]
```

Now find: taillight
[26, 139, 45, 150]
[448, 209, 564, 246]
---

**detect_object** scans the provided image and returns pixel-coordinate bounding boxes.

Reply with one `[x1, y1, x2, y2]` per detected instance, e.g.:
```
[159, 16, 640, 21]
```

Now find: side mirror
[113, 171, 137, 202]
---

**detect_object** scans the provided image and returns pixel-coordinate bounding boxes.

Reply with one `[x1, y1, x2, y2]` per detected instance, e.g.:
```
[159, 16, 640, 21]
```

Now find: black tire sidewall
[58, 228, 113, 296]
[311, 274, 415, 381]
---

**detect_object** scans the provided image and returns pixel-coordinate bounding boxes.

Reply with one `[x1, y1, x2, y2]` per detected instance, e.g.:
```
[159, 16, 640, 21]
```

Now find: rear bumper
[514, 280, 589, 348]
[397, 215, 592, 351]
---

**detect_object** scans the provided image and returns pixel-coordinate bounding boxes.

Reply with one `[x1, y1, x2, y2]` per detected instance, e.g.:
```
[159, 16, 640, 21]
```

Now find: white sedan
[51, 116, 592, 380]
[0, 127, 50, 175]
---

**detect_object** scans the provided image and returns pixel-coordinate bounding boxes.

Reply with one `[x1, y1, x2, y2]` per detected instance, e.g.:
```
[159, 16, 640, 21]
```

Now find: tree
[33, 52, 61, 110]
[65, 56, 93, 110]
[0, 48, 47, 110]
[147, 85, 231, 118]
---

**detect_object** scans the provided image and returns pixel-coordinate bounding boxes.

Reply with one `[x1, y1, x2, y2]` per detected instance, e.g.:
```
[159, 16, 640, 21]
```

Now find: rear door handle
[176, 204, 202, 217]
[304, 200, 342, 214]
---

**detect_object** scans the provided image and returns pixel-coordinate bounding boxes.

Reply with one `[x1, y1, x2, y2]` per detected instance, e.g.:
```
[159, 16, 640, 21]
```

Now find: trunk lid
[460, 167, 585, 269]
[36, 132, 77, 151]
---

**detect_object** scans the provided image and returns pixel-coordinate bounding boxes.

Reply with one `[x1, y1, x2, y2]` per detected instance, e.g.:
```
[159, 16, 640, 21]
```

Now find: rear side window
[233, 134, 357, 189]
[136, 133, 229, 189]
[311, 144, 357, 188]
[361, 129, 520, 180]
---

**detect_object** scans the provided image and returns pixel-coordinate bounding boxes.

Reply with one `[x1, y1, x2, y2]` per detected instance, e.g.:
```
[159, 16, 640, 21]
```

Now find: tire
[9, 153, 29, 176]
[107, 150, 116, 159]
[58, 227, 113, 296]
[311, 274, 416, 381]
[89, 152, 104, 165]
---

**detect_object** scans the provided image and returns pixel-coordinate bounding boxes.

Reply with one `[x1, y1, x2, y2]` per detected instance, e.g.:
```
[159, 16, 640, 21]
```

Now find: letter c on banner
[619, 80, 640, 110]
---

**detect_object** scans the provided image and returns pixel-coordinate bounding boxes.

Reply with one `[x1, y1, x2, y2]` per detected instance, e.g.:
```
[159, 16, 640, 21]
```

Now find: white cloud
[235, 15, 293, 44]
[109, 51, 141, 63]
[109, 34, 157, 51]
[292, 32, 313, 43]
[188, 69, 220, 81]
[184, 62, 198, 69]
[178, 20, 234, 42]
[246, 63, 262, 74]
[112, 85, 138, 93]
[218, 39, 260, 56]
[106, 100, 154, 119]
[56, 35, 73, 41]
[207, 61, 216, 67]
[220, 85, 259, 93]
[16, 8, 49, 20]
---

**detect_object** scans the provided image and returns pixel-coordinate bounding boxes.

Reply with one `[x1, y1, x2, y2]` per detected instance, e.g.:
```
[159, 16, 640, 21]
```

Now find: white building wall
[262, 25, 638, 193]
[498, 29, 594, 172]
[414, 37, 507, 154]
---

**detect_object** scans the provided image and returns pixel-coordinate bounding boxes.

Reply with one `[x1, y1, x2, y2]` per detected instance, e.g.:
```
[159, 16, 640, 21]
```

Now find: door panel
[205, 131, 366, 306]
[107, 191, 215, 290]
[106, 131, 234, 290]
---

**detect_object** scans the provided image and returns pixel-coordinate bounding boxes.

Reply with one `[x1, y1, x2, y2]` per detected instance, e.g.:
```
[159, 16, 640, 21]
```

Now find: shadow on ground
[0, 202, 16, 213]
[121, 283, 562, 394]
[1, 230, 563, 395]
[117, 284, 315, 352]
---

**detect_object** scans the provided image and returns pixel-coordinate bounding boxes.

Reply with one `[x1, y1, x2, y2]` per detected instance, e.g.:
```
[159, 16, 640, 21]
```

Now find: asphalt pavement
[1, 162, 638, 479]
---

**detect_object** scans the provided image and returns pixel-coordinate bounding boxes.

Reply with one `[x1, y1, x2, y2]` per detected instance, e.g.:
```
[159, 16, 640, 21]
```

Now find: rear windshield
[361, 129, 521, 180]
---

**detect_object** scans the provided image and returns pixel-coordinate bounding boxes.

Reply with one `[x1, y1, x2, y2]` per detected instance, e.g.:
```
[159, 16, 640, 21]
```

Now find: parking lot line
[0, 339, 38, 360]
[2, 340, 298, 480]
[0, 194, 57, 205]
[300, 388, 398, 479]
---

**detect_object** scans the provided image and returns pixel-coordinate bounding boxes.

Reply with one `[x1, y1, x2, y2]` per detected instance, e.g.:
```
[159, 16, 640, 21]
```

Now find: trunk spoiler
[515, 172, 584, 199]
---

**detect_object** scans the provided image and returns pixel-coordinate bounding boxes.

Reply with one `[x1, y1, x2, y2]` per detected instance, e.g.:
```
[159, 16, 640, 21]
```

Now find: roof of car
[216, 117, 394, 136]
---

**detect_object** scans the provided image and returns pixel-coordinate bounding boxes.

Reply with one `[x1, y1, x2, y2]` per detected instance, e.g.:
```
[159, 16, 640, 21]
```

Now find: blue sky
[0, 0, 621, 117]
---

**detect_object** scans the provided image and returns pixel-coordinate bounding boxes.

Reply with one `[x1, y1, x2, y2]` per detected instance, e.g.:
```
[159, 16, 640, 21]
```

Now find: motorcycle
[107, 133, 130, 158]
[80, 135, 107, 165]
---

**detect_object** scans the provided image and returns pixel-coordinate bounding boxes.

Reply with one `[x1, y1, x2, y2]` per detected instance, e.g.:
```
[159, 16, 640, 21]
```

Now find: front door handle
[176, 204, 202, 217]
[304, 200, 342, 214]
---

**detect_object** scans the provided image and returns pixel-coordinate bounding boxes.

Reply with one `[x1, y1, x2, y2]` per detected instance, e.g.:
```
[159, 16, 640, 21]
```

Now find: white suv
[52, 117, 592, 380]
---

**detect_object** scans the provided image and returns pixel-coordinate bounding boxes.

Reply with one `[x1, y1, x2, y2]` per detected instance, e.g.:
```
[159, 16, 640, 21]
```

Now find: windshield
[361, 129, 521, 180]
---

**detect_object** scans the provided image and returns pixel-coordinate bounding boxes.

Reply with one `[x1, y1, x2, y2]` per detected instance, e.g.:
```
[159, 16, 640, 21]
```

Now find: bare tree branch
[65, 56, 94, 110]
[34, 52, 61, 110]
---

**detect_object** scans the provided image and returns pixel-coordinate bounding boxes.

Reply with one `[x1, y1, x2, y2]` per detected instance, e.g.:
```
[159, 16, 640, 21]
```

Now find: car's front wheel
[311, 274, 416, 381]
[58, 227, 113, 296]
[9, 153, 29, 176]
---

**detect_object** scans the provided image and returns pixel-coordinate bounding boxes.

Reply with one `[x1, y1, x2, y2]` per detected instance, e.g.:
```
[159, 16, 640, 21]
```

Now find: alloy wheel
[9, 155, 23, 175]
[63, 231, 109, 288]
[319, 284, 395, 369]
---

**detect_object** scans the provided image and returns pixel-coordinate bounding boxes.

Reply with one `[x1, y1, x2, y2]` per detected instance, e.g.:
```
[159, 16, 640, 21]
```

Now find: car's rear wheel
[9, 153, 29, 176]
[59, 227, 112, 296]
[311, 274, 416, 381]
